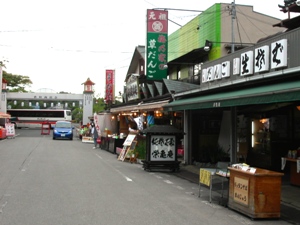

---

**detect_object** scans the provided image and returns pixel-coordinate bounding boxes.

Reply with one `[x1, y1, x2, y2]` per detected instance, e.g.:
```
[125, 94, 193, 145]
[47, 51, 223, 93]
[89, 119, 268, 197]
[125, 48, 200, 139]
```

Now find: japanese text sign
[146, 9, 168, 80]
[105, 70, 115, 103]
[150, 135, 175, 161]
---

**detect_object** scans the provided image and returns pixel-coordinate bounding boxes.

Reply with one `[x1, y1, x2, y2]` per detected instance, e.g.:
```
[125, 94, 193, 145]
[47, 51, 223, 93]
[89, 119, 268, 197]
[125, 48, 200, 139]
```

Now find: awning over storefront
[163, 80, 300, 111]
[0, 112, 11, 118]
[110, 100, 169, 113]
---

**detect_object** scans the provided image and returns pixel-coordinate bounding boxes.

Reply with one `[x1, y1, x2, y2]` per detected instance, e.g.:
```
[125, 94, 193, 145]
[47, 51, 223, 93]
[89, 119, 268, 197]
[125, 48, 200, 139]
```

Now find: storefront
[110, 100, 173, 135]
[163, 27, 300, 175]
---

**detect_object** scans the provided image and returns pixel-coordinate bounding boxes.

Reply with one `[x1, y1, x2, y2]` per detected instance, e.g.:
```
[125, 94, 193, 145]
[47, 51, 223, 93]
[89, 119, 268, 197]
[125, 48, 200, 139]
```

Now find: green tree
[93, 97, 106, 113]
[2, 70, 33, 92]
[72, 107, 83, 123]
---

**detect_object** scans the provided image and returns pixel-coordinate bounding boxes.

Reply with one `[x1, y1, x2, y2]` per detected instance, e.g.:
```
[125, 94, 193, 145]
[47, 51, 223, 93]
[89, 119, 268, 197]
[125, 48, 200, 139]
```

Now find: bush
[135, 135, 146, 159]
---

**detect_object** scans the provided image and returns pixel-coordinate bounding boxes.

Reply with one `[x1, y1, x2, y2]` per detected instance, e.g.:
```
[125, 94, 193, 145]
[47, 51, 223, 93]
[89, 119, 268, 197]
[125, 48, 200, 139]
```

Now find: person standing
[91, 123, 99, 149]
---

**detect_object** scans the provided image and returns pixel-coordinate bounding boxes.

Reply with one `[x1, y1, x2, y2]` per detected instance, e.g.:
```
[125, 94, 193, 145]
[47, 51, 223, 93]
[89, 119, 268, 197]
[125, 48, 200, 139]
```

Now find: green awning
[163, 80, 300, 111]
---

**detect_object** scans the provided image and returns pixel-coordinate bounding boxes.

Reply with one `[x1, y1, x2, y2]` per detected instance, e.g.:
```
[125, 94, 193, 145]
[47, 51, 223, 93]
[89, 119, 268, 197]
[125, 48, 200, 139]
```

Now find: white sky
[0, 0, 292, 97]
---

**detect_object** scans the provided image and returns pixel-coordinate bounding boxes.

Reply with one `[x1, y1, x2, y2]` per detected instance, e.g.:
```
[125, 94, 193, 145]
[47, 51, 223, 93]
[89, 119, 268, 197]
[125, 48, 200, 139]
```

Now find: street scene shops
[163, 20, 300, 181]
[106, 2, 300, 191]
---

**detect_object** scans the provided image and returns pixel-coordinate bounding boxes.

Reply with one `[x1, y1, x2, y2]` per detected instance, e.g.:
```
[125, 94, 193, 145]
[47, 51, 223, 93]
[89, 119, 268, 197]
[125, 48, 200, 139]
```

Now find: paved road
[0, 129, 290, 225]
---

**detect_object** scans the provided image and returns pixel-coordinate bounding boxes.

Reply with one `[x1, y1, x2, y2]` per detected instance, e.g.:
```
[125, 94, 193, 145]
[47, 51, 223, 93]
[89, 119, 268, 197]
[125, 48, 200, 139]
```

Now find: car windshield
[56, 122, 71, 128]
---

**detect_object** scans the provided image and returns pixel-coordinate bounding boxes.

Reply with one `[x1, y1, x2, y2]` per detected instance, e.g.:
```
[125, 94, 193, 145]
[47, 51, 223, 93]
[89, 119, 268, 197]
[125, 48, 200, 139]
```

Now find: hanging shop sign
[146, 9, 168, 80]
[105, 69, 115, 103]
[202, 39, 288, 83]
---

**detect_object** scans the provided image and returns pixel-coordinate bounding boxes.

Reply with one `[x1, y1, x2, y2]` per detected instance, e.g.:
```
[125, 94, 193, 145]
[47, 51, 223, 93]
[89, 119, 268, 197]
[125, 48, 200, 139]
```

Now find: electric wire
[235, 7, 270, 37]
[0, 4, 285, 71]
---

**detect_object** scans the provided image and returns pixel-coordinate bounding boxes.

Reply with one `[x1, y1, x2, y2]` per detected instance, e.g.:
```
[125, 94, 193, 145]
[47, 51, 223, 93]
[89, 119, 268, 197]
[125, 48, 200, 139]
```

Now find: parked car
[53, 121, 74, 140]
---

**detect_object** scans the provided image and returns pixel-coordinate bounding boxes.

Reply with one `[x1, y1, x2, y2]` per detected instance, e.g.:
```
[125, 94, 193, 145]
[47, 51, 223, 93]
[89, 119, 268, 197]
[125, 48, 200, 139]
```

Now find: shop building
[163, 2, 300, 174]
[110, 46, 199, 136]
[109, 2, 293, 168]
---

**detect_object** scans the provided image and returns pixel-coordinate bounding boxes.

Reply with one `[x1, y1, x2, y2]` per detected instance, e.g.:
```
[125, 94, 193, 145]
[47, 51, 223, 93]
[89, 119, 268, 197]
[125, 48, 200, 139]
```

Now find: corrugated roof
[163, 79, 199, 95]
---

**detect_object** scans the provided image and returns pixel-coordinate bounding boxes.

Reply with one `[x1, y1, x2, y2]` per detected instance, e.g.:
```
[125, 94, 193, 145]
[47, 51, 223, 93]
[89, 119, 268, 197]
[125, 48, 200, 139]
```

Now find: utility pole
[231, 0, 236, 53]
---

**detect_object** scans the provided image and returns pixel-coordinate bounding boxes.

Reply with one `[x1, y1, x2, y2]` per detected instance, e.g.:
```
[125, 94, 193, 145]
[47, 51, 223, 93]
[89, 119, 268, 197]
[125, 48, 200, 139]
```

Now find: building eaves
[154, 81, 163, 96]
[125, 45, 145, 82]
[147, 83, 155, 97]
[273, 15, 300, 31]
[163, 78, 199, 95]
[168, 47, 208, 65]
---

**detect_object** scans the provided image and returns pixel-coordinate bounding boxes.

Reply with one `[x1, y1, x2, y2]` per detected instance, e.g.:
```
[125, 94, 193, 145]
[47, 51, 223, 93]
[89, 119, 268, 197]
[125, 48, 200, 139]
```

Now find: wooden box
[228, 167, 283, 219]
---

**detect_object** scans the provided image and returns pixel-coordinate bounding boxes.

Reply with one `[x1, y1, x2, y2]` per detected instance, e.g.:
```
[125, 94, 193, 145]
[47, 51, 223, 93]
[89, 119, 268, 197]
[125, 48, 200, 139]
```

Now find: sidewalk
[174, 164, 300, 224]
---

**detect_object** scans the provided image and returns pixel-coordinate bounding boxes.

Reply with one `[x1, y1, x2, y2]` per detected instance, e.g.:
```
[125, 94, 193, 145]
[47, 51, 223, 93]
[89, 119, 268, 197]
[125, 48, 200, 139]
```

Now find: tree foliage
[94, 97, 106, 113]
[2, 70, 33, 92]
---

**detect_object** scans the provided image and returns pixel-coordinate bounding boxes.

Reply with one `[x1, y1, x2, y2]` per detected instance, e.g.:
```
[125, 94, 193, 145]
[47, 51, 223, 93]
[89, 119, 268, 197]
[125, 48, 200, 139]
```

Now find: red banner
[105, 70, 115, 103]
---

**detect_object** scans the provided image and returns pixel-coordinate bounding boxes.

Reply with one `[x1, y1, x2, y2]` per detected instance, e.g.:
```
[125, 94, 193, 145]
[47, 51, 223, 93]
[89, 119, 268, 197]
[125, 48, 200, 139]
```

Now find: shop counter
[101, 137, 125, 154]
[228, 167, 283, 219]
[108, 138, 125, 154]
[100, 137, 109, 151]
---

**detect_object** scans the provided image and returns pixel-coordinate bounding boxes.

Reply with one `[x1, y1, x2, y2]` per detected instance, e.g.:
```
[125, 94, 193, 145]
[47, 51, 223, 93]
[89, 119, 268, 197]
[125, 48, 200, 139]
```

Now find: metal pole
[231, 0, 236, 53]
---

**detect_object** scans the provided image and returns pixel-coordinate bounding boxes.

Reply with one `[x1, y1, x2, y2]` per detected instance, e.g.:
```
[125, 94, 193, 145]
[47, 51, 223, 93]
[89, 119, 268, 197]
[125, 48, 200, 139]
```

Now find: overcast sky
[0, 0, 292, 97]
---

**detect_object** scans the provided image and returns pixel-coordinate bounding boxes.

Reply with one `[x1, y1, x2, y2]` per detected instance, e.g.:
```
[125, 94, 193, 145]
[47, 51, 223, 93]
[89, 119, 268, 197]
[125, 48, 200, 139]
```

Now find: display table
[108, 138, 125, 154]
[198, 168, 217, 203]
[100, 137, 125, 154]
[282, 158, 300, 186]
[198, 162, 230, 203]
[100, 137, 109, 150]
[228, 167, 283, 219]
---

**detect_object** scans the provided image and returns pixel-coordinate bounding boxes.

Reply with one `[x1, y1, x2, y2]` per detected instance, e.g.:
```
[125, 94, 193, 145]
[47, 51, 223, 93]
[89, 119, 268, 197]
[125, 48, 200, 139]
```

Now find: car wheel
[53, 136, 55, 140]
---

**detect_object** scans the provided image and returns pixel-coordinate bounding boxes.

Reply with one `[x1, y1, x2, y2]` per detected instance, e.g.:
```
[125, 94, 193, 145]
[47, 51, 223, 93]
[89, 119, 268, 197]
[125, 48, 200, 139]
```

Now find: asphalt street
[0, 128, 292, 225]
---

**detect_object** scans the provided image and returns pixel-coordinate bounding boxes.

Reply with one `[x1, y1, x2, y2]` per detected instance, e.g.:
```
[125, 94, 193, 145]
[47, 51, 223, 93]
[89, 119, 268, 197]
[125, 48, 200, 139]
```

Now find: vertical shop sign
[240, 51, 254, 76]
[207, 66, 213, 81]
[126, 78, 139, 101]
[233, 58, 240, 75]
[105, 69, 115, 103]
[202, 68, 207, 83]
[255, 45, 269, 73]
[271, 39, 287, 69]
[221, 61, 230, 78]
[213, 64, 222, 80]
[146, 9, 168, 80]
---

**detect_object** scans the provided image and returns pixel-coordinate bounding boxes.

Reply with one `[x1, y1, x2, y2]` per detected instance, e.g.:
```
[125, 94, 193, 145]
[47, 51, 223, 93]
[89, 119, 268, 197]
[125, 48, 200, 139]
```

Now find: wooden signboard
[123, 134, 136, 146]
[129, 141, 137, 151]
[233, 176, 249, 206]
[118, 141, 138, 162]
[125, 141, 138, 160]
[118, 146, 128, 161]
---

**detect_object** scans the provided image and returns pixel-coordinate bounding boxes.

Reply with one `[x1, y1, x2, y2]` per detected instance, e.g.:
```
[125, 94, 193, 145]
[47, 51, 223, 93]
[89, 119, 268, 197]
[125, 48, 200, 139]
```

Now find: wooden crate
[228, 167, 283, 219]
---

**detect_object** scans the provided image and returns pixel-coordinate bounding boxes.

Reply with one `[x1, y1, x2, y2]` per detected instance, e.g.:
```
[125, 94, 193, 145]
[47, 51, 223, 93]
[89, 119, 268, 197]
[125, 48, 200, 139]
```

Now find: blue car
[53, 121, 74, 140]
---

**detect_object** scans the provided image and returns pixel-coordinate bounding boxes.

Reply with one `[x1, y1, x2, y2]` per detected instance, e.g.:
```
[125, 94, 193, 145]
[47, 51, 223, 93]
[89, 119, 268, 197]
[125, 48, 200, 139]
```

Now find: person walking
[91, 123, 99, 149]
